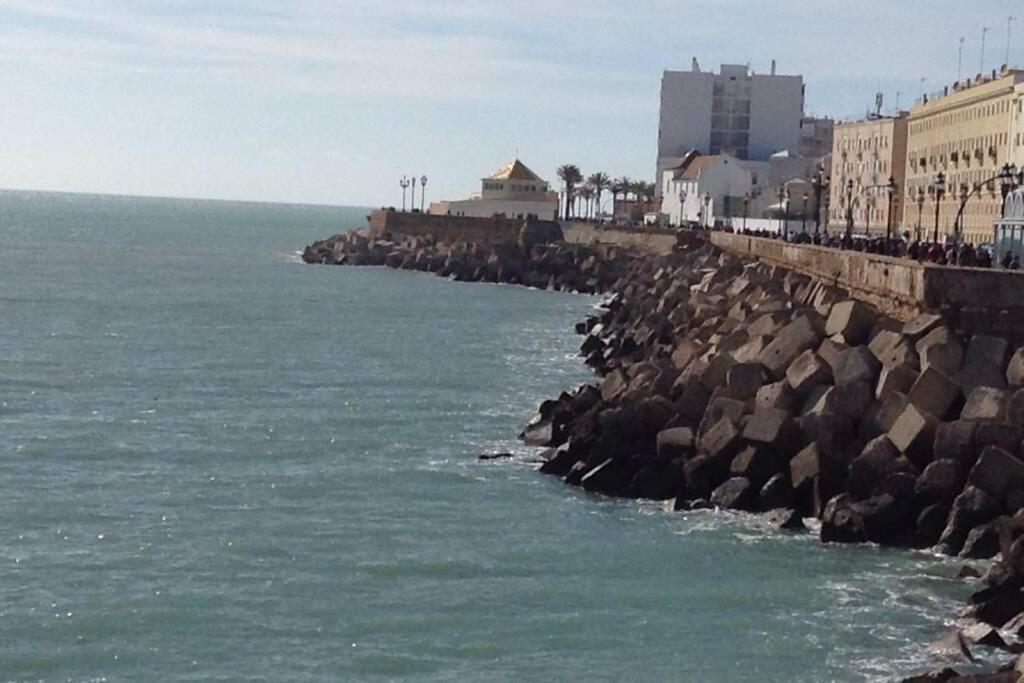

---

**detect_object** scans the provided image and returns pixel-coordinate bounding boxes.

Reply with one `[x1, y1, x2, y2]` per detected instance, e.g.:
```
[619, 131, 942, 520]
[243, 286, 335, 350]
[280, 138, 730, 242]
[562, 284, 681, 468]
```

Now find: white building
[428, 160, 559, 221]
[656, 59, 805, 196]
[661, 150, 818, 229]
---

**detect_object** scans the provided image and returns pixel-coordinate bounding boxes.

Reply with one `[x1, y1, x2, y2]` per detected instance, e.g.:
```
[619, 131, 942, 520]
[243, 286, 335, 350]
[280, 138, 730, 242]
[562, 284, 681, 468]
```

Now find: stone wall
[367, 210, 523, 244]
[711, 231, 1024, 339]
[562, 223, 679, 255]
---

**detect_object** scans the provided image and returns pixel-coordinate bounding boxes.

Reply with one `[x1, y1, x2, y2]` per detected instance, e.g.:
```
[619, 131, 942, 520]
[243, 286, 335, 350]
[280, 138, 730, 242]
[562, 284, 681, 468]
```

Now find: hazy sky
[1, 0, 1021, 206]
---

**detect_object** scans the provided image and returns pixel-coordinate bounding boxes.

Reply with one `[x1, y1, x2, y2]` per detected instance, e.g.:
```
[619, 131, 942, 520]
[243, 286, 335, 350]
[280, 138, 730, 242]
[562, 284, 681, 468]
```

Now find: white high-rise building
[656, 59, 805, 196]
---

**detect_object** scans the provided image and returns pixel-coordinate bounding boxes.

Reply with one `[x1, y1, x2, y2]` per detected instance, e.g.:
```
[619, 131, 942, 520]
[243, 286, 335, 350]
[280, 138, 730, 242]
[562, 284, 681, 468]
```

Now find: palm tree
[587, 172, 611, 221]
[579, 185, 595, 220]
[557, 164, 583, 220]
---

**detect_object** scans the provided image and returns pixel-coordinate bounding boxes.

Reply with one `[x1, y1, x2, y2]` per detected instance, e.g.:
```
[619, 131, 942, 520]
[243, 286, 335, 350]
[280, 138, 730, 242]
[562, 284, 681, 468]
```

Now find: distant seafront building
[655, 59, 806, 197]
[428, 160, 559, 221]
[827, 113, 909, 236]
[904, 67, 1024, 244]
[661, 150, 817, 228]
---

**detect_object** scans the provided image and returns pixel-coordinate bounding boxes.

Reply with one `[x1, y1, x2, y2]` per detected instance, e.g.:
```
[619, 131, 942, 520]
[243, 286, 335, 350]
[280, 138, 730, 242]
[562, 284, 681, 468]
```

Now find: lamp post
[956, 183, 969, 242]
[865, 193, 873, 237]
[780, 187, 791, 241]
[845, 178, 855, 240]
[916, 186, 926, 242]
[932, 171, 946, 244]
[812, 166, 824, 236]
[885, 176, 897, 243]
[742, 193, 750, 232]
[950, 164, 1019, 243]
[703, 193, 712, 229]
[801, 192, 809, 234]
[400, 176, 410, 211]
[420, 175, 428, 212]
[410, 176, 417, 212]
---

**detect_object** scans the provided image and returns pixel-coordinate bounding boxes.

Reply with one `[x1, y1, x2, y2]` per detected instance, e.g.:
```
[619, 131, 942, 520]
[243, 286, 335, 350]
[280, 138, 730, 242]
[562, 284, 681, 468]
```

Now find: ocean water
[0, 190, 990, 682]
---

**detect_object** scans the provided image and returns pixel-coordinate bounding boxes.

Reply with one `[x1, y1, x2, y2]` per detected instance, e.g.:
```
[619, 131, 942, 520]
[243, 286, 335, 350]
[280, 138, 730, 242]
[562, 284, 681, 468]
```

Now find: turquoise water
[0, 190, 986, 681]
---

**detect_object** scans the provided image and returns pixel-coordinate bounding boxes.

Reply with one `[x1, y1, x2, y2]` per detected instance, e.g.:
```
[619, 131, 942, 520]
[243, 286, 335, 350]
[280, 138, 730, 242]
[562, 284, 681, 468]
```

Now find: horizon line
[0, 185, 377, 211]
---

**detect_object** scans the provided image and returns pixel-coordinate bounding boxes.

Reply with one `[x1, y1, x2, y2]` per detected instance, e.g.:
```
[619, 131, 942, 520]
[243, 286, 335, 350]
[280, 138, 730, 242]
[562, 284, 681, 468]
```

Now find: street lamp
[410, 176, 418, 212]
[420, 175, 428, 212]
[742, 192, 750, 232]
[865, 193, 873, 237]
[400, 176, 410, 211]
[956, 183, 970, 241]
[915, 186, 926, 243]
[703, 193, 712, 228]
[801, 192, 809, 234]
[932, 171, 946, 244]
[845, 178, 855, 240]
[885, 176, 897, 243]
[812, 165, 826, 237]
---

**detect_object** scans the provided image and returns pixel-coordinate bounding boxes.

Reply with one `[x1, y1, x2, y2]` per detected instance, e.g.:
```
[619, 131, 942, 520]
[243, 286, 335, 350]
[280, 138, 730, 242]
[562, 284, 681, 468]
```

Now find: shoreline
[304, 219, 1024, 681]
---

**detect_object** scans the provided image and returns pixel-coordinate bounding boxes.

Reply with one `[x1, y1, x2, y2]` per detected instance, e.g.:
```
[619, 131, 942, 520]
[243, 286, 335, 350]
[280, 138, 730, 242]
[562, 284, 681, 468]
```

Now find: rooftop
[485, 159, 544, 182]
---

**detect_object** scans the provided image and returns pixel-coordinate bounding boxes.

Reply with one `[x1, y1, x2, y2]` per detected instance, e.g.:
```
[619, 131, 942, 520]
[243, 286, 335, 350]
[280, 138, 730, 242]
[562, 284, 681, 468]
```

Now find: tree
[579, 185, 595, 220]
[587, 172, 611, 221]
[613, 175, 632, 219]
[557, 164, 583, 220]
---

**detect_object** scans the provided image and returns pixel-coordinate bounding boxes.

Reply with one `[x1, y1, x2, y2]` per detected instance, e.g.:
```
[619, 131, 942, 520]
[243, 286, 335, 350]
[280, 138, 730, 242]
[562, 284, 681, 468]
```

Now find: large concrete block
[915, 326, 964, 376]
[742, 408, 797, 453]
[888, 403, 938, 467]
[825, 300, 877, 345]
[933, 421, 978, 466]
[700, 351, 738, 392]
[847, 435, 904, 499]
[961, 387, 1011, 422]
[876, 365, 918, 402]
[963, 335, 1010, 372]
[833, 346, 882, 386]
[873, 391, 911, 435]
[656, 427, 695, 460]
[1010, 389, 1024, 424]
[968, 446, 1024, 502]
[673, 379, 710, 423]
[1007, 348, 1024, 387]
[817, 338, 849, 374]
[670, 338, 702, 371]
[757, 314, 824, 380]
[907, 366, 961, 420]
[785, 350, 833, 397]
[807, 381, 873, 419]
[747, 312, 789, 338]
[902, 312, 943, 341]
[732, 334, 770, 364]
[730, 446, 784, 488]
[726, 362, 769, 401]
[756, 380, 799, 414]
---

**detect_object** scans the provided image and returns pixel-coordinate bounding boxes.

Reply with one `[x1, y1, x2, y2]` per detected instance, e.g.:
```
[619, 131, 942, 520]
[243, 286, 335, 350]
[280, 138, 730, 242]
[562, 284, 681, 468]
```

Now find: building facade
[661, 151, 819, 228]
[827, 114, 909, 237]
[800, 116, 835, 160]
[1013, 83, 1024, 168]
[904, 68, 1024, 245]
[429, 159, 559, 221]
[655, 60, 805, 196]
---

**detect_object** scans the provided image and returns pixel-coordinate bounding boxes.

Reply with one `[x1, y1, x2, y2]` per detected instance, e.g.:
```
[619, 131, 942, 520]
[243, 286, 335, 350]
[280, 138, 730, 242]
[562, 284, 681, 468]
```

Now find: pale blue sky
[0, 0, 1021, 207]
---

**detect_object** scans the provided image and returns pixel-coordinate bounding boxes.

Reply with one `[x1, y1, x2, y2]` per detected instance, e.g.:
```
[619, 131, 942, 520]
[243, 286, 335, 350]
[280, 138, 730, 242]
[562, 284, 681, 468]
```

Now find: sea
[0, 190, 994, 681]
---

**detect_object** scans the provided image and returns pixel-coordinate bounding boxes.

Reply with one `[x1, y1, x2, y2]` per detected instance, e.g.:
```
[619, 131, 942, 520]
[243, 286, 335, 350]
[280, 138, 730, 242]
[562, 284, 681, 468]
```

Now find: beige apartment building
[1013, 83, 1024, 168]
[827, 114, 909, 236]
[904, 68, 1024, 245]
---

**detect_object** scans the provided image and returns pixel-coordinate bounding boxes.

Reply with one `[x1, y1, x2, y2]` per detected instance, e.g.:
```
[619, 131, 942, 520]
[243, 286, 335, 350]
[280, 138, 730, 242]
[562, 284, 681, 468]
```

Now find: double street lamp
[915, 186, 926, 243]
[932, 171, 946, 244]
[951, 163, 1021, 241]
[845, 178, 855, 240]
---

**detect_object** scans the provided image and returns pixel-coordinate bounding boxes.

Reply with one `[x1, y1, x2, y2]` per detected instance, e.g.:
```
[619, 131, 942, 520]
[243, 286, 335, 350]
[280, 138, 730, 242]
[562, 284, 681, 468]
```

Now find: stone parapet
[710, 232, 1024, 340]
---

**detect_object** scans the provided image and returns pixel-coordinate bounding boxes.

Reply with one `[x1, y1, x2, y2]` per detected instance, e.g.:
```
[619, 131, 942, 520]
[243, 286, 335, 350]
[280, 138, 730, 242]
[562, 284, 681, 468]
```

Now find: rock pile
[522, 238, 1024, 675]
[302, 223, 636, 295]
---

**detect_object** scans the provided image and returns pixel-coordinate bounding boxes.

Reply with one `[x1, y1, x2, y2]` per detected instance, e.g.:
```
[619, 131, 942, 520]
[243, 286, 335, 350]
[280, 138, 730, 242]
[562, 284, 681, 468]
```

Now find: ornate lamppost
[742, 192, 750, 232]
[400, 176, 410, 211]
[885, 176, 897, 243]
[932, 171, 946, 244]
[801, 192, 809, 234]
[845, 179, 855, 240]
[1000, 163, 1021, 216]
[420, 175, 428, 212]
[916, 186, 926, 242]
[410, 176, 417, 212]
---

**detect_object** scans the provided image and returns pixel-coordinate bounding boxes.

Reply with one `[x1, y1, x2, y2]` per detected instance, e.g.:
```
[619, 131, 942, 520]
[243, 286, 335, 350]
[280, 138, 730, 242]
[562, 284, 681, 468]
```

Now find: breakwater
[303, 217, 1024, 680]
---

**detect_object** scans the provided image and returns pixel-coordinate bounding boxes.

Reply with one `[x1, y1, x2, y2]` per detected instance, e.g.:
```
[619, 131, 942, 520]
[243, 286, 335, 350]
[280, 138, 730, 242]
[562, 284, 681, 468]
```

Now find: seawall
[711, 232, 1024, 340]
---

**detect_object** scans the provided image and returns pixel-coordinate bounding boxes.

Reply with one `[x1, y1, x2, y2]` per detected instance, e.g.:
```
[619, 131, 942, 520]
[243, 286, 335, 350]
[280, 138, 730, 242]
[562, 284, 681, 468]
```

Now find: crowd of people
[727, 227, 1021, 270]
